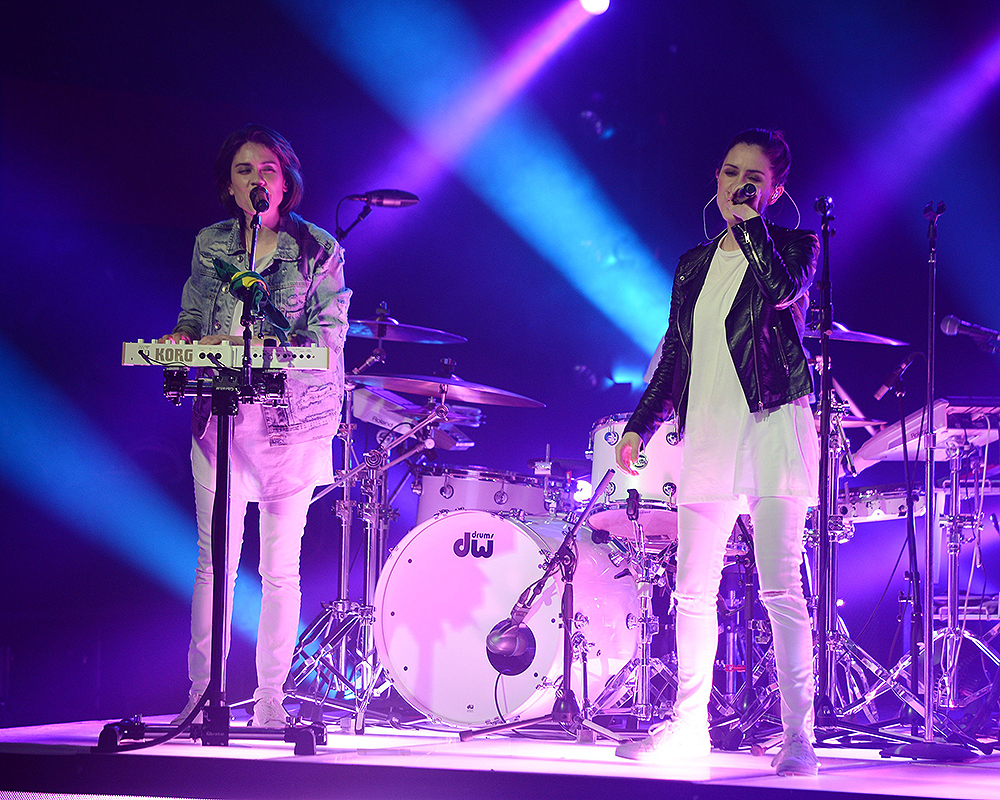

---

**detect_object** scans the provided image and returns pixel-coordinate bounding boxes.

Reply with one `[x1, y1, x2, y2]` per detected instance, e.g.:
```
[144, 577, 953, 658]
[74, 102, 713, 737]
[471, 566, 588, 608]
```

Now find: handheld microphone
[940, 315, 1000, 340]
[345, 189, 419, 207]
[874, 352, 919, 401]
[731, 183, 757, 204]
[249, 186, 270, 213]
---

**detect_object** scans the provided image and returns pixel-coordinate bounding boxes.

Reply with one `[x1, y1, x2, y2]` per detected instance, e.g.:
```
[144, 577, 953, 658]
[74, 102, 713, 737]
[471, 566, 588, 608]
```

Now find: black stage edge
[0, 743, 977, 800]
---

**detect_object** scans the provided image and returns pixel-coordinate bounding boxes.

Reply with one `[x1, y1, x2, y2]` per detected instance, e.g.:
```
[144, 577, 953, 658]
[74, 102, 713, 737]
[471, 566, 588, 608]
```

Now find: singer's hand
[615, 432, 643, 476]
[722, 192, 761, 225]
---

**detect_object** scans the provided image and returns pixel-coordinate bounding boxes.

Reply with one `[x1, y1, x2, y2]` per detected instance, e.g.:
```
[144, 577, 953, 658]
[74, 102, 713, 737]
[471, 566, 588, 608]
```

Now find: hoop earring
[702, 194, 727, 241]
[780, 188, 802, 229]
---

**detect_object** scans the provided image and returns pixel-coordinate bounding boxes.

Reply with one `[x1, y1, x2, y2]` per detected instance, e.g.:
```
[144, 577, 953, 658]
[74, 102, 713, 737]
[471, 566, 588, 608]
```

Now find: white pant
[186, 481, 313, 702]
[672, 497, 814, 739]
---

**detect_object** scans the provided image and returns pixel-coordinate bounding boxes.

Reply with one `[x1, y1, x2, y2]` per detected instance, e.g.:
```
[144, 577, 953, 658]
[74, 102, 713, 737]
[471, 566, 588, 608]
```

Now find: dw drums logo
[454, 530, 494, 558]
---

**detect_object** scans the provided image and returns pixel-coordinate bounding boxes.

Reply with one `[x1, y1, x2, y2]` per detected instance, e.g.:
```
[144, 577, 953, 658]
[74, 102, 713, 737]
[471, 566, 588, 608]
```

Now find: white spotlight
[579, 0, 610, 14]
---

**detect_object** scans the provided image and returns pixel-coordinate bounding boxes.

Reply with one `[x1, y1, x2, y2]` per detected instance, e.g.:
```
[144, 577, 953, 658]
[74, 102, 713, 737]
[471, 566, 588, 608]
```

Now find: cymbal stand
[591, 490, 676, 722]
[287, 402, 445, 732]
[926, 444, 998, 711]
[287, 316, 391, 728]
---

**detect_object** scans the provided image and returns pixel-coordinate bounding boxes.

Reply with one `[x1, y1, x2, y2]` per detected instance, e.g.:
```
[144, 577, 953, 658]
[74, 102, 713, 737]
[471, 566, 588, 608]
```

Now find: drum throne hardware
[104, 217, 330, 754]
[590, 489, 676, 722]
[458, 469, 629, 744]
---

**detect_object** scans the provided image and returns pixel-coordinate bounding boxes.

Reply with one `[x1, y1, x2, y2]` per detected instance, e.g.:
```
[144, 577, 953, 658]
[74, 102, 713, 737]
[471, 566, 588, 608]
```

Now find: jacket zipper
[749, 301, 763, 411]
[774, 325, 790, 376]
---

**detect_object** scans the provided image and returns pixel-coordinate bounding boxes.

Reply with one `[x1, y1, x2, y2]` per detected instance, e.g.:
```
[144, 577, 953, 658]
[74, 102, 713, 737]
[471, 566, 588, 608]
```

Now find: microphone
[731, 183, 757, 204]
[874, 352, 919, 401]
[940, 315, 1000, 341]
[212, 258, 290, 335]
[486, 600, 530, 656]
[814, 196, 834, 214]
[249, 186, 270, 213]
[345, 189, 419, 207]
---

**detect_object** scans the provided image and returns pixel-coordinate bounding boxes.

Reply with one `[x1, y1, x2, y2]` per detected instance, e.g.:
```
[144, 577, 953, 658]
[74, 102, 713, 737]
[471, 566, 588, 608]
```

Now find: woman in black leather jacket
[614, 129, 820, 776]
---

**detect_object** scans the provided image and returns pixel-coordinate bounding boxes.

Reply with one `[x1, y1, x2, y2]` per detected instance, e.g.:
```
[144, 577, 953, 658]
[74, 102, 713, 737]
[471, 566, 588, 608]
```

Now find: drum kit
[285, 306, 1000, 748]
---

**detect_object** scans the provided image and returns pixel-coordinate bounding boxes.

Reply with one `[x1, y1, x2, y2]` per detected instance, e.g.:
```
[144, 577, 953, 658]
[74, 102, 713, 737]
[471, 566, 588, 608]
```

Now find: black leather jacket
[625, 216, 819, 444]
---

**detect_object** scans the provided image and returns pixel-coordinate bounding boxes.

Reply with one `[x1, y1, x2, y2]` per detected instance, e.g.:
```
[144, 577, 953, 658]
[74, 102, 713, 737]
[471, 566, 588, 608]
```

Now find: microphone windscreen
[940, 315, 959, 336]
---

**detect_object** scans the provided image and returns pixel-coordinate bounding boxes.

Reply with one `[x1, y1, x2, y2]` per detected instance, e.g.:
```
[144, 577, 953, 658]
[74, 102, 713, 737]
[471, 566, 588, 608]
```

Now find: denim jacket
[173, 213, 352, 445]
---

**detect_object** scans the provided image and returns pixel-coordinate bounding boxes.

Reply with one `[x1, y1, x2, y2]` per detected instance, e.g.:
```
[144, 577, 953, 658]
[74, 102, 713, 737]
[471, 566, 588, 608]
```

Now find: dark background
[4, 0, 1000, 727]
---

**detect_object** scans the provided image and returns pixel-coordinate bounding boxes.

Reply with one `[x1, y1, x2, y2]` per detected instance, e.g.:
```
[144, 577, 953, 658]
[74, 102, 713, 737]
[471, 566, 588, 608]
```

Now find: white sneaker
[251, 696, 287, 728]
[615, 718, 711, 762]
[771, 732, 819, 776]
[170, 691, 203, 725]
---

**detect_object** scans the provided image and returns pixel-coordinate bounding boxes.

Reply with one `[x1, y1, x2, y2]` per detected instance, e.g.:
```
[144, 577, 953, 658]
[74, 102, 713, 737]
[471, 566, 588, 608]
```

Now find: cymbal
[804, 322, 907, 346]
[347, 373, 544, 408]
[348, 317, 467, 345]
[840, 415, 886, 428]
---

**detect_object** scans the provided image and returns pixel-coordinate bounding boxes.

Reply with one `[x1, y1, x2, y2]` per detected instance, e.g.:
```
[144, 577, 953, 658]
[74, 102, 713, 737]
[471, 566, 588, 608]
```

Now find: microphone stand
[460, 469, 623, 744]
[335, 203, 372, 241]
[97, 224, 327, 753]
[813, 196, 837, 721]
[879, 202, 978, 760]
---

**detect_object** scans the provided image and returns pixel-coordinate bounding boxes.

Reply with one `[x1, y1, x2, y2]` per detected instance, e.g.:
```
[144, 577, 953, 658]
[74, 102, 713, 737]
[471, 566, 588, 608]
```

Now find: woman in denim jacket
[162, 124, 351, 728]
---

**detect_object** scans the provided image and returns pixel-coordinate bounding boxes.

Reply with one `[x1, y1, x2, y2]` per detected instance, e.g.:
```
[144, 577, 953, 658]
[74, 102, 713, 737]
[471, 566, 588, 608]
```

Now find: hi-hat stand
[286, 391, 445, 733]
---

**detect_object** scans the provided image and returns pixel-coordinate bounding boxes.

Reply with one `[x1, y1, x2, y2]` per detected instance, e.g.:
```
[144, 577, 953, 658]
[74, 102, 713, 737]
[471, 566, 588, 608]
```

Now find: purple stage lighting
[579, 0, 610, 14]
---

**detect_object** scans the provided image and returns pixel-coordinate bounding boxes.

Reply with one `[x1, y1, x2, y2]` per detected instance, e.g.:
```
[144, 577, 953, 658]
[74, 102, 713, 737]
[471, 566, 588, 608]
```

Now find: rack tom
[587, 413, 682, 544]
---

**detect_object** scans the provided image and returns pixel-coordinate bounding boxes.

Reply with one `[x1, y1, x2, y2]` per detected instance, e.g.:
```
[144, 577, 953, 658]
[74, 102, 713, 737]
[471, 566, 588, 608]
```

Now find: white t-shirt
[678, 245, 819, 504]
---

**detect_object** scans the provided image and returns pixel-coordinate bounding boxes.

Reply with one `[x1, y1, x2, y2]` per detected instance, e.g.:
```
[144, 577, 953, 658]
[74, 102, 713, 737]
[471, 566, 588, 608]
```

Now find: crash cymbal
[347, 373, 544, 408]
[804, 322, 907, 346]
[348, 317, 467, 345]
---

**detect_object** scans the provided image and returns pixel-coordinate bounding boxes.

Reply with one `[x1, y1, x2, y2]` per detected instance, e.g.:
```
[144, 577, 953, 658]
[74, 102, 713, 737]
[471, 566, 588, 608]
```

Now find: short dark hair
[214, 124, 304, 219]
[719, 128, 791, 187]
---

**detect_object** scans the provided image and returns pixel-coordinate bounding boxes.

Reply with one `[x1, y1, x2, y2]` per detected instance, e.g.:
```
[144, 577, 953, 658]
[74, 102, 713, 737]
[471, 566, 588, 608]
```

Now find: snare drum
[587, 413, 682, 544]
[373, 509, 639, 727]
[412, 465, 548, 524]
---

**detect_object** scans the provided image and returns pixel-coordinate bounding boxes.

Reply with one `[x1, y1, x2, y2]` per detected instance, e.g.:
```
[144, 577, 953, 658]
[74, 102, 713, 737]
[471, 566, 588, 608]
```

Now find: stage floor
[1, 715, 999, 800]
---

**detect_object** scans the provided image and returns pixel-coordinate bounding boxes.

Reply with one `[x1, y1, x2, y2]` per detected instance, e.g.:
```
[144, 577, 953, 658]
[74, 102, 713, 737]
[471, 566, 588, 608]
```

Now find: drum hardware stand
[591, 489, 676, 722]
[99, 236, 327, 753]
[864, 443, 1000, 748]
[795, 197, 925, 751]
[880, 200, 985, 759]
[289, 400, 448, 732]
[460, 469, 625, 744]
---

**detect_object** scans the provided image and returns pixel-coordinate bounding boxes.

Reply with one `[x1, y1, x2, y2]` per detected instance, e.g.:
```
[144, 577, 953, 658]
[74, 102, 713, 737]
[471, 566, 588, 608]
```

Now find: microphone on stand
[249, 186, 270, 213]
[731, 183, 757, 204]
[345, 189, 419, 207]
[940, 315, 1000, 341]
[874, 352, 920, 401]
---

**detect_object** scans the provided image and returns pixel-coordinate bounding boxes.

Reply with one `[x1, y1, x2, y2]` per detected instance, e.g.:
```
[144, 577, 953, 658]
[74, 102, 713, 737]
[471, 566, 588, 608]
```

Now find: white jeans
[186, 481, 313, 702]
[672, 497, 814, 739]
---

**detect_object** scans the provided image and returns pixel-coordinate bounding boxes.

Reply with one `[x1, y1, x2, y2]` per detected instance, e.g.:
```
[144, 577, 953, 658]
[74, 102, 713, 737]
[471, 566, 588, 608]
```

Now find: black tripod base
[880, 741, 978, 762]
[95, 716, 328, 756]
